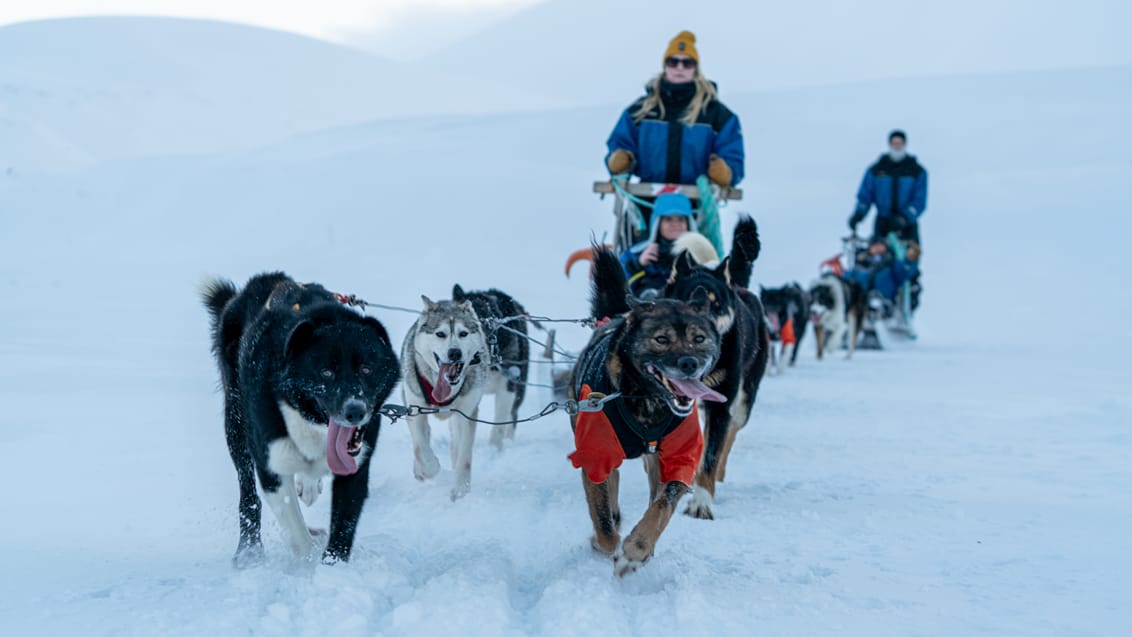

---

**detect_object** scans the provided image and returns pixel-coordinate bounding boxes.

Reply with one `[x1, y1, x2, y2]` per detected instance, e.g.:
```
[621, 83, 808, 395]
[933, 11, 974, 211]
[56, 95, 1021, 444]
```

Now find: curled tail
[728, 215, 761, 289]
[590, 246, 631, 321]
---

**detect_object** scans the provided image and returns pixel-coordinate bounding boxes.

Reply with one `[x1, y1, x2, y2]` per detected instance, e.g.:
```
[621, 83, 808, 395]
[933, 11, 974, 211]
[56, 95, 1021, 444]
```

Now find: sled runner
[565, 177, 742, 277]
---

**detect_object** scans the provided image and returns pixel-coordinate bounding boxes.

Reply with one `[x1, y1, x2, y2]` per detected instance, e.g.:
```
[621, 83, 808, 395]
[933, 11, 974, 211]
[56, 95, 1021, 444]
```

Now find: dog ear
[452, 284, 465, 300]
[421, 295, 437, 311]
[361, 315, 391, 347]
[714, 257, 732, 286]
[284, 319, 315, 359]
[676, 250, 697, 276]
[626, 295, 654, 312]
[667, 250, 696, 286]
[688, 286, 712, 315]
[458, 300, 476, 315]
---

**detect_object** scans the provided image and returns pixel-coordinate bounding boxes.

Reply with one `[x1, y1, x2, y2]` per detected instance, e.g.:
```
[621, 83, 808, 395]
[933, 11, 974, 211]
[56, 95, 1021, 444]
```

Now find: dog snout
[342, 399, 368, 426]
[676, 356, 701, 377]
[447, 348, 462, 363]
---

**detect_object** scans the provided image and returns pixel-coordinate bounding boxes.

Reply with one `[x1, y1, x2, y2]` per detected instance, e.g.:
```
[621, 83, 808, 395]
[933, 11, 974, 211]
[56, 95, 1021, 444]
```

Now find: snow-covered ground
[1, 16, 1130, 636]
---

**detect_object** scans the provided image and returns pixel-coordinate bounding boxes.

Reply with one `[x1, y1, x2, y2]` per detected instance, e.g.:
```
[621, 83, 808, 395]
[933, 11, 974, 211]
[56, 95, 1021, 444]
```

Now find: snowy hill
[1, 53, 1130, 636]
[420, 0, 1132, 104]
[0, 17, 556, 172]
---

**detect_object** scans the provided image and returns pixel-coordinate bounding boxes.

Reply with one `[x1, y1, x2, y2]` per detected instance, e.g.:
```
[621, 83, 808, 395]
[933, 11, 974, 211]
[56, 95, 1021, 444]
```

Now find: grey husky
[400, 285, 530, 500]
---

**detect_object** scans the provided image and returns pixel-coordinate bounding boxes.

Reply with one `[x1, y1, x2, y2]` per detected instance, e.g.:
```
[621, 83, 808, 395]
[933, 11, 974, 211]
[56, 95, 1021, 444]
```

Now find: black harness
[574, 319, 684, 457]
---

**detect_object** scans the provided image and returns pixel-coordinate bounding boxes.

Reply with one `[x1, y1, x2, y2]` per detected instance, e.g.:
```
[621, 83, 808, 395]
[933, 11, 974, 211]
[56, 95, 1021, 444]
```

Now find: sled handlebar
[593, 181, 743, 201]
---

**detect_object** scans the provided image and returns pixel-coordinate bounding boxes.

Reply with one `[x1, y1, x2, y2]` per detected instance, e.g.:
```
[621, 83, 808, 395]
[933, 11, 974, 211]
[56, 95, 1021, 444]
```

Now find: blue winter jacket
[845, 256, 919, 302]
[606, 80, 744, 186]
[855, 154, 928, 222]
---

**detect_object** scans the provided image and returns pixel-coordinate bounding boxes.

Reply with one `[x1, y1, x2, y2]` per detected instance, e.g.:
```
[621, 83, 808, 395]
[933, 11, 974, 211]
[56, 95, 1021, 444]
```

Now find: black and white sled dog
[401, 285, 529, 500]
[662, 215, 771, 520]
[760, 283, 810, 375]
[202, 272, 399, 566]
[808, 273, 867, 360]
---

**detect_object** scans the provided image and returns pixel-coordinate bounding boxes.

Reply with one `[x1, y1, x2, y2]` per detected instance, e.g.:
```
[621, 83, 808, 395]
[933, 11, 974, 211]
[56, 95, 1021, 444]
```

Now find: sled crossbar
[593, 181, 742, 201]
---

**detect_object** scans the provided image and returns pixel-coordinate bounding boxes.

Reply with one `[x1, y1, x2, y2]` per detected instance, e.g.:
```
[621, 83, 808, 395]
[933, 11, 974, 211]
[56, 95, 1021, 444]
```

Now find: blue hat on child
[653, 192, 693, 219]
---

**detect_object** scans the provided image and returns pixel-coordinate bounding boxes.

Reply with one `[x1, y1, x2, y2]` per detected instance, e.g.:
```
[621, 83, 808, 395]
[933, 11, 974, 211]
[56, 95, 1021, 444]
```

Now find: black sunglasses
[665, 57, 697, 69]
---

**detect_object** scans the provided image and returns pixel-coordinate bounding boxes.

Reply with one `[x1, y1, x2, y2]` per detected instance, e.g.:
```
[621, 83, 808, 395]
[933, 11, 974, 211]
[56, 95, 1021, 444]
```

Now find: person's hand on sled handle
[707, 154, 732, 187]
[607, 149, 635, 174]
[848, 207, 866, 233]
[639, 242, 660, 266]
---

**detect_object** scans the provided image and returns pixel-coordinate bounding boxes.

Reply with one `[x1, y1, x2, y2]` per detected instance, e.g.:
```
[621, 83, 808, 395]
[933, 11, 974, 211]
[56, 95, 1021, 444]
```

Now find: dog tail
[590, 245, 631, 320]
[200, 277, 239, 327]
[672, 231, 720, 267]
[728, 215, 760, 289]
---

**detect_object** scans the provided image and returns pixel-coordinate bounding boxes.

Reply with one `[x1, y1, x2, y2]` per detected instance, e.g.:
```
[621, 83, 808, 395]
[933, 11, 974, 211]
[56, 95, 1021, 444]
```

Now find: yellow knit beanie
[664, 31, 699, 64]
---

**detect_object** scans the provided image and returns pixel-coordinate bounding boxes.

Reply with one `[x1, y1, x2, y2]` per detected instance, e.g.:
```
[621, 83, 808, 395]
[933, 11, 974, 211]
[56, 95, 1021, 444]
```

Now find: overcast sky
[0, 0, 541, 60]
[2, 0, 1128, 77]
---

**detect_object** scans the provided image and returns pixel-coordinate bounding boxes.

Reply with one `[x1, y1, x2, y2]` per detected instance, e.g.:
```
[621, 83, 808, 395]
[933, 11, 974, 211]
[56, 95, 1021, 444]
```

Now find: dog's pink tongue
[326, 420, 358, 476]
[432, 364, 455, 404]
[766, 313, 781, 332]
[668, 377, 727, 403]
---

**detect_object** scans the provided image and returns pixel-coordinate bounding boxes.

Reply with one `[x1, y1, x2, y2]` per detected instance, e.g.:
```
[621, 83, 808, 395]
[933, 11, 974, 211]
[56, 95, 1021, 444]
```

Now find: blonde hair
[632, 72, 717, 126]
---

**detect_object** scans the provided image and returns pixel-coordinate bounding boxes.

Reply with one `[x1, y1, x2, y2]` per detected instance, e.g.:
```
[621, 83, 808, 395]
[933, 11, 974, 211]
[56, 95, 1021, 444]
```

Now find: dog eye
[436, 331, 447, 338]
[654, 335, 669, 345]
[360, 366, 372, 375]
[694, 335, 705, 344]
[321, 369, 334, 379]
[459, 331, 469, 338]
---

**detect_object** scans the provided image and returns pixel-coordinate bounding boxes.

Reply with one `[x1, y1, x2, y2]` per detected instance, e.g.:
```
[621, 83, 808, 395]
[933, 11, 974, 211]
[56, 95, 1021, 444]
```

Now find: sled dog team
[204, 216, 878, 575]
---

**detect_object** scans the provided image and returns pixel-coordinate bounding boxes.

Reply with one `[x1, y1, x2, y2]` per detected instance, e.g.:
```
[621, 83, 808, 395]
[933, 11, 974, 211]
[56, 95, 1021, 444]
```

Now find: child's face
[659, 215, 689, 241]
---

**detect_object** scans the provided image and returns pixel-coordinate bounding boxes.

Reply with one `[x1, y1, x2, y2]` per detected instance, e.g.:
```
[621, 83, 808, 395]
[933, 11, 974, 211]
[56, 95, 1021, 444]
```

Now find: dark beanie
[889, 129, 907, 143]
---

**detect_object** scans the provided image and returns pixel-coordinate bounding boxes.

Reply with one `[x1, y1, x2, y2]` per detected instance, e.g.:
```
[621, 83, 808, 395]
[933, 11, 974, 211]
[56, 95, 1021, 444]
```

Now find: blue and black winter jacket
[606, 80, 744, 186]
[855, 154, 928, 223]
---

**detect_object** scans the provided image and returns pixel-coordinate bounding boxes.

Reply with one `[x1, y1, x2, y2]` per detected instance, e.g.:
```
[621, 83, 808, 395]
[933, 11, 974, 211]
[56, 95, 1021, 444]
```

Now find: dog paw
[489, 427, 506, 451]
[449, 480, 471, 501]
[684, 489, 715, 520]
[590, 533, 620, 556]
[413, 448, 441, 481]
[295, 475, 322, 507]
[613, 554, 641, 577]
[288, 535, 324, 561]
[232, 544, 265, 569]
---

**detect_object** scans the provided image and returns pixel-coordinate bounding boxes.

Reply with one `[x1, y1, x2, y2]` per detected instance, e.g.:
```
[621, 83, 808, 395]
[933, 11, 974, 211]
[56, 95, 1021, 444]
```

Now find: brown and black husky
[567, 247, 725, 576]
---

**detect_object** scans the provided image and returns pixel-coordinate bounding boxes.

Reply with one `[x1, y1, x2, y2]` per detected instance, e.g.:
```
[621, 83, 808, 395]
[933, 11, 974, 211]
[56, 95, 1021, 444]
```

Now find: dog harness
[567, 322, 704, 486]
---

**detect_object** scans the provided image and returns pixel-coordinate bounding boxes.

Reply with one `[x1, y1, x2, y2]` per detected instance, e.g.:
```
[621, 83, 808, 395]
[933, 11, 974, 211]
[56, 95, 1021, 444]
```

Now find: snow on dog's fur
[202, 272, 398, 565]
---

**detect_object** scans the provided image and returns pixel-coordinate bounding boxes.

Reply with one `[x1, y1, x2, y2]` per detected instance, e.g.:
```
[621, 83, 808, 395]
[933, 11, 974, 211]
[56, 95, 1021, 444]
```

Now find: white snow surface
[0, 17, 1130, 636]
